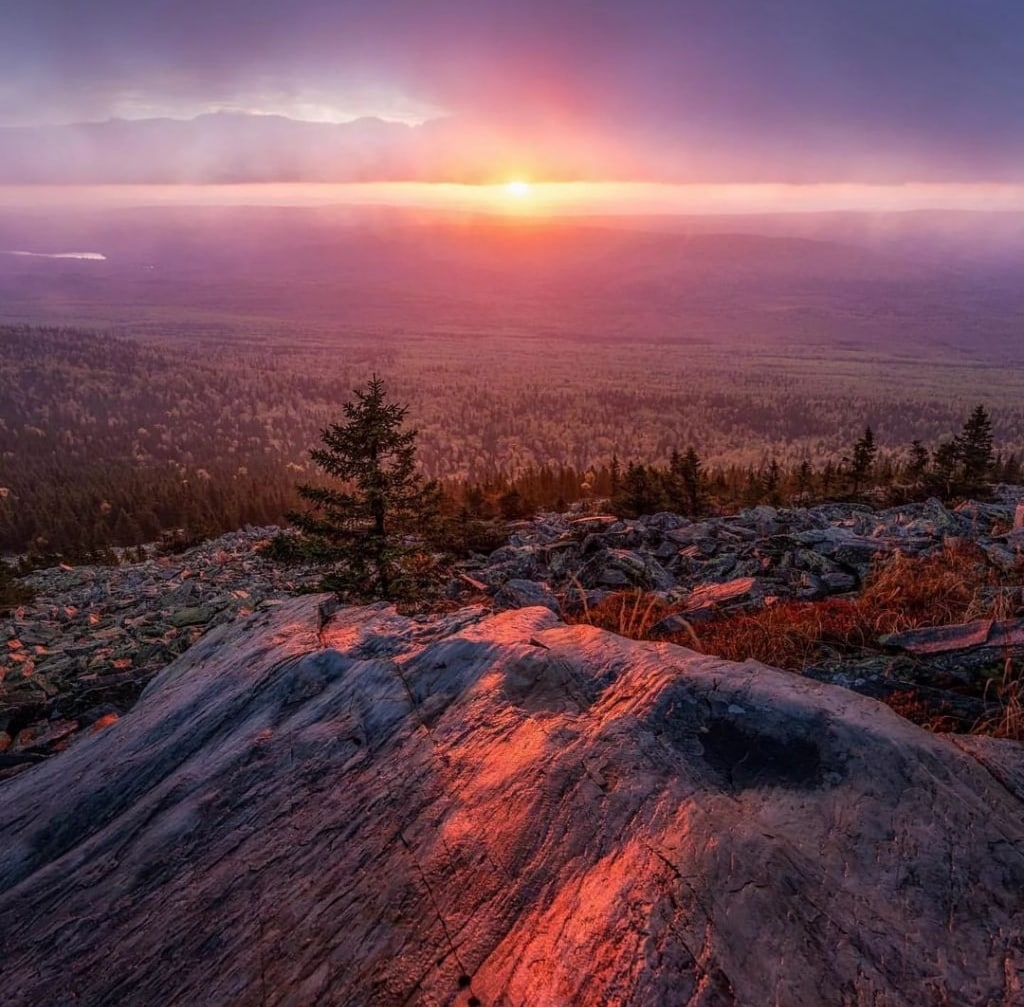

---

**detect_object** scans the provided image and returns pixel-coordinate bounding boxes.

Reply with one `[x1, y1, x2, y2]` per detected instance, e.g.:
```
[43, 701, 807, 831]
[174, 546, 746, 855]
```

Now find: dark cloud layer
[3, 0, 1024, 181]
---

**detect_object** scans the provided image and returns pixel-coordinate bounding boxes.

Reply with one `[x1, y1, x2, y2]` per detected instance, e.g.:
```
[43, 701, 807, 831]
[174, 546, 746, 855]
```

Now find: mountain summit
[2, 595, 1022, 1005]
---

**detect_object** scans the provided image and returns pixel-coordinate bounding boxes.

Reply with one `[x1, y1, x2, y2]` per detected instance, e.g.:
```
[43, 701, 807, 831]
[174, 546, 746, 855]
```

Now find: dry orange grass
[569, 589, 678, 641]
[686, 599, 868, 670]
[568, 544, 1024, 737]
[569, 591, 872, 669]
[680, 542, 1021, 669]
[974, 660, 1024, 741]
[856, 542, 1010, 634]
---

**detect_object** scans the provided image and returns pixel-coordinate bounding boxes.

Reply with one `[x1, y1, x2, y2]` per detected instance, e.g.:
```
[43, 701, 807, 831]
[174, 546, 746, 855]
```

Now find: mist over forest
[2, 201, 1024, 554]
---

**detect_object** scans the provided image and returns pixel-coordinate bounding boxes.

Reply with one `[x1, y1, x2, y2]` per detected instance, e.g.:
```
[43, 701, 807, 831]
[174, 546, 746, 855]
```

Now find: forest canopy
[1, 324, 1020, 557]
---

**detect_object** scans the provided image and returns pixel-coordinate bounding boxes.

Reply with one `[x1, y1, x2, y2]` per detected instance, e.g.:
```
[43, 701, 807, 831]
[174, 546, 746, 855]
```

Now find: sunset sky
[4, 0, 1024, 188]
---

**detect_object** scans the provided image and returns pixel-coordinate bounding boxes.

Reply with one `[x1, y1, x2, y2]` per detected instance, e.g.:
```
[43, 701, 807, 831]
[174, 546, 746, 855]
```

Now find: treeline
[0, 459, 295, 562]
[2, 393, 1015, 565]
[2, 322, 1021, 560]
[445, 406, 1013, 520]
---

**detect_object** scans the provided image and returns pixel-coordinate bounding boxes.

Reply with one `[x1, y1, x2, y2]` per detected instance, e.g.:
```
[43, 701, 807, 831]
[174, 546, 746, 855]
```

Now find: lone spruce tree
[958, 404, 994, 492]
[289, 375, 440, 600]
[849, 426, 877, 496]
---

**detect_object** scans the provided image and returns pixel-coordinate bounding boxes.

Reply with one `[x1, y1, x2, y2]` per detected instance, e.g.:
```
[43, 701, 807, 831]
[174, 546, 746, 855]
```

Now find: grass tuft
[567, 543, 1024, 738]
[974, 659, 1024, 741]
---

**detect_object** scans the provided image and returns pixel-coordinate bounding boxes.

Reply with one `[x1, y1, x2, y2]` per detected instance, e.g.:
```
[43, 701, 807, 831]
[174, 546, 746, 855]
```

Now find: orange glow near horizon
[505, 179, 532, 198]
[4, 181, 1024, 216]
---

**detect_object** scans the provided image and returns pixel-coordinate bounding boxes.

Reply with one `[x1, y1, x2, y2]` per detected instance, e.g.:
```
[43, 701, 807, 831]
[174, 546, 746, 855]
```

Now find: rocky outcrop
[2, 596, 1023, 1006]
[459, 492, 1024, 612]
[0, 528, 320, 772]
[453, 493, 1024, 731]
[6, 492, 1024, 768]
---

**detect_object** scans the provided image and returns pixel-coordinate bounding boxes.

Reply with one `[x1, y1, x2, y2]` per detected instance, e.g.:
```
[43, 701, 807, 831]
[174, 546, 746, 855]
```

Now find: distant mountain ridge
[3, 201, 1024, 360]
[0, 113, 451, 184]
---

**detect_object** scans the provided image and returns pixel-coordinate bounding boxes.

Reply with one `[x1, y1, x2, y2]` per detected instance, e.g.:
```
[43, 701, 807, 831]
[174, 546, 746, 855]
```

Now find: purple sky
[4, 0, 1024, 183]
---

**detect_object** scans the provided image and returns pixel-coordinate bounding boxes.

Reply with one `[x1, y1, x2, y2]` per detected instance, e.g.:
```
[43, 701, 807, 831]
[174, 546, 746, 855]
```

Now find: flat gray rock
[882, 617, 1024, 655]
[492, 578, 560, 613]
[2, 596, 1024, 1006]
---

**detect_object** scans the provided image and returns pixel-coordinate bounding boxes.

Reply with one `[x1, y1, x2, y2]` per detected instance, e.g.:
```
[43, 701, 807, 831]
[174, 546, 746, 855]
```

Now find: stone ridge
[467, 492, 1024, 610]
[1, 596, 1023, 1006]
[4, 492, 1024, 770]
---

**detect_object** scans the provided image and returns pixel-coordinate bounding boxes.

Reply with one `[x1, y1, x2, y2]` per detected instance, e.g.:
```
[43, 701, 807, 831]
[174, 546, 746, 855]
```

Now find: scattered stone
[648, 612, 698, 638]
[12, 719, 79, 754]
[820, 570, 858, 593]
[471, 497, 1013, 612]
[168, 605, 217, 628]
[982, 542, 1022, 572]
[577, 547, 672, 591]
[6, 492, 1024, 767]
[881, 617, 1024, 655]
[493, 579, 560, 614]
[566, 513, 619, 532]
[0, 527, 321, 759]
[682, 576, 760, 618]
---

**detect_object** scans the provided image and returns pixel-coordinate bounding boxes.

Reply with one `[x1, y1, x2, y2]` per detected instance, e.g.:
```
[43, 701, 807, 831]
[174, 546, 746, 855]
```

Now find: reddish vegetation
[569, 543, 1024, 738]
[688, 599, 869, 669]
[856, 543, 1016, 629]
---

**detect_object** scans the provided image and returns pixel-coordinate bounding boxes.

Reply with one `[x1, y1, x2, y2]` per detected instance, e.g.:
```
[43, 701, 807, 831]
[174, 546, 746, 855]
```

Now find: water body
[2, 250, 106, 260]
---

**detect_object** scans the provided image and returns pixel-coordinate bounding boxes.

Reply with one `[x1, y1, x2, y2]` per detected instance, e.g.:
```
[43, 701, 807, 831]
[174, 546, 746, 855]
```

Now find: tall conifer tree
[959, 405, 994, 490]
[289, 375, 439, 599]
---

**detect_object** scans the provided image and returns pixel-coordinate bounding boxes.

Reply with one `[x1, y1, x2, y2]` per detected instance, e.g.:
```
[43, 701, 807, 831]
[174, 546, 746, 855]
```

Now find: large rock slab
[2, 596, 1024, 1007]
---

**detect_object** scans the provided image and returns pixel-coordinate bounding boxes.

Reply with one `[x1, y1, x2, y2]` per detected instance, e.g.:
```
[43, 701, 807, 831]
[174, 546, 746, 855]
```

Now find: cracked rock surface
[2, 596, 1024, 1006]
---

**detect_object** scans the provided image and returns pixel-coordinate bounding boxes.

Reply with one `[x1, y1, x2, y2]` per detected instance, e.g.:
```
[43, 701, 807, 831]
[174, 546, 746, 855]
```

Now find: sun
[505, 179, 532, 198]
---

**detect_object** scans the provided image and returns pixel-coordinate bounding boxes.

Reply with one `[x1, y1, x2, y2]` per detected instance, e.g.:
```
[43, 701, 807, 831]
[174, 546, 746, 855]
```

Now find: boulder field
[2, 596, 1023, 1006]
[6, 492, 1024, 767]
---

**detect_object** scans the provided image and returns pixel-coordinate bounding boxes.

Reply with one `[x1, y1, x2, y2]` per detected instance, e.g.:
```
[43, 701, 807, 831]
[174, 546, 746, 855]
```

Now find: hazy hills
[589, 208, 1024, 268]
[1, 204, 1023, 359]
[0, 114, 432, 184]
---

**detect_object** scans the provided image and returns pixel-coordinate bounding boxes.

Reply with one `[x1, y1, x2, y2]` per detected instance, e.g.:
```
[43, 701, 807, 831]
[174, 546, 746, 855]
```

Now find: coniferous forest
[2, 322, 1021, 559]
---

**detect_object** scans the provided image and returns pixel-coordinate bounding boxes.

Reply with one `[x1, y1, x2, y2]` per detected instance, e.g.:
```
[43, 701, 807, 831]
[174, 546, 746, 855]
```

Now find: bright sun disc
[505, 180, 531, 197]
